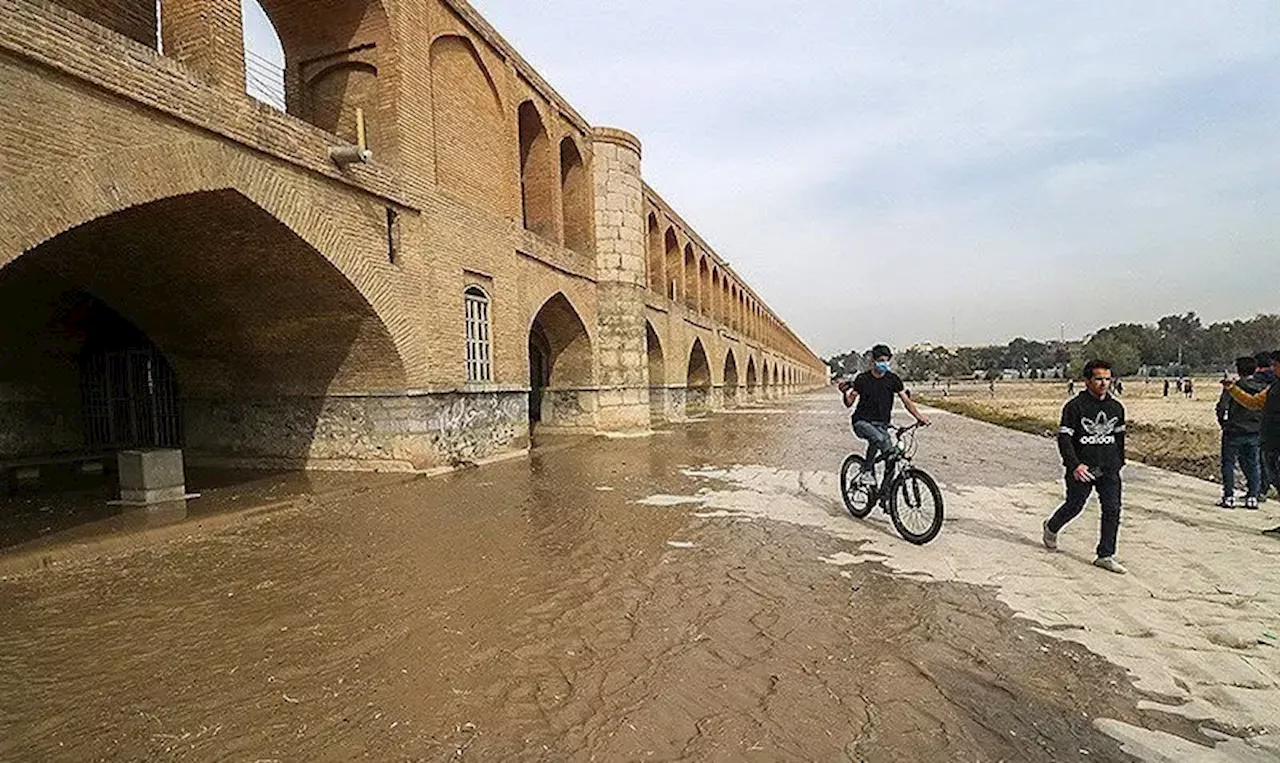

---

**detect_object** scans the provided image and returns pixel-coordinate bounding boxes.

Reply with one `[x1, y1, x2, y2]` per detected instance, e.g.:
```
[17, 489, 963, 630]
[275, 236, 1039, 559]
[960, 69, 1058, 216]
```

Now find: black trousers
[1048, 470, 1121, 559]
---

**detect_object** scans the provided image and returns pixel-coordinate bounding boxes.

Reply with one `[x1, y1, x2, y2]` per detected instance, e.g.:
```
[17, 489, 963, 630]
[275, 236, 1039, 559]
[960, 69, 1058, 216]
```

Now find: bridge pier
[590, 128, 651, 434]
[160, 0, 246, 90]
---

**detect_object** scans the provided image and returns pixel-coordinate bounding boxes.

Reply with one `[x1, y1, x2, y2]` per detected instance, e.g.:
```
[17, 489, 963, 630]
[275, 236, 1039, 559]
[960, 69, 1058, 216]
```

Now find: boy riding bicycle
[838, 344, 930, 476]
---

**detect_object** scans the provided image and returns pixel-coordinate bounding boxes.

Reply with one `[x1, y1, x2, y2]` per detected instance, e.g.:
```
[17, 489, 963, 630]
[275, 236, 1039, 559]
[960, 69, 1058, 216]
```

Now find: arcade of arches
[1, 0, 826, 475]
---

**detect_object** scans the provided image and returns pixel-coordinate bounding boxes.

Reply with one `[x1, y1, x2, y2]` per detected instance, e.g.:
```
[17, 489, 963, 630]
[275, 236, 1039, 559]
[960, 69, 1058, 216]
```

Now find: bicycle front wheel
[888, 467, 944, 544]
[840, 453, 876, 518]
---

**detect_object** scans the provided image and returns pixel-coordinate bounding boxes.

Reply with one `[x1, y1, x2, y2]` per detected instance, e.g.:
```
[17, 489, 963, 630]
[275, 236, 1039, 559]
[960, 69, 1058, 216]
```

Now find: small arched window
[464, 286, 493, 383]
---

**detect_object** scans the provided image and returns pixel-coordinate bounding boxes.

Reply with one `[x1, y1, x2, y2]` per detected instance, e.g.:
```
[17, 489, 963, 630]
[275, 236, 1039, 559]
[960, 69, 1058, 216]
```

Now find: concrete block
[117, 449, 190, 505]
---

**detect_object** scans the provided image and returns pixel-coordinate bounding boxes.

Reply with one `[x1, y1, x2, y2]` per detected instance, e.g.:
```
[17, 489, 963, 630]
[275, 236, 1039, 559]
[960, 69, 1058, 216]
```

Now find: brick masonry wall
[0, 0, 827, 471]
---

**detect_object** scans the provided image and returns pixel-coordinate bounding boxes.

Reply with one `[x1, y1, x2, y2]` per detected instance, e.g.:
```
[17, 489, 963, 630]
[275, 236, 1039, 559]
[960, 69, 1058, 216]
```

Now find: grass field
[915, 378, 1229, 483]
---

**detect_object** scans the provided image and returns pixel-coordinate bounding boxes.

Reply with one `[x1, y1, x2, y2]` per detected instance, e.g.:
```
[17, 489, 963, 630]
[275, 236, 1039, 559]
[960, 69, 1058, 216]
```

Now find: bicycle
[839, 422, 945, 544]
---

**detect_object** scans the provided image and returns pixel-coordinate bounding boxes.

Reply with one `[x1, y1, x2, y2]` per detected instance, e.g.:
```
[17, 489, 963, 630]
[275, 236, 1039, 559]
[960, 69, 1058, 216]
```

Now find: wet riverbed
[0, 393, 1258, 761]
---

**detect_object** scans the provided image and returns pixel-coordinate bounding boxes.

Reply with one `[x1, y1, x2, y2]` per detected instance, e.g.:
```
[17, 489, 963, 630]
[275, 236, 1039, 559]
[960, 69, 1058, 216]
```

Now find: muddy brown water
[0, 395, 1211, 761]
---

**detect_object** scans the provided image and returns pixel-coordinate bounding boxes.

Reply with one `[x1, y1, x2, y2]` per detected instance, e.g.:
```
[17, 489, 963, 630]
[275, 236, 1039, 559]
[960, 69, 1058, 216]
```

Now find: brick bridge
[0, 0, 826, 472]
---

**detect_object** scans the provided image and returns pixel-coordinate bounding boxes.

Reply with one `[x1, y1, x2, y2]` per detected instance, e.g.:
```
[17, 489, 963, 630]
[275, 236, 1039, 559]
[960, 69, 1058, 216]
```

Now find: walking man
[1216, 356, 1264, 509]
[1043, 359, 1128, 573]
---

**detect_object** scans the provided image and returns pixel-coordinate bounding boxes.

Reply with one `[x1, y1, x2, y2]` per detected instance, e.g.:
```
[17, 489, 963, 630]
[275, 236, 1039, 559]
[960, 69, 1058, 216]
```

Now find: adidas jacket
[1058, 391, 1126, 474]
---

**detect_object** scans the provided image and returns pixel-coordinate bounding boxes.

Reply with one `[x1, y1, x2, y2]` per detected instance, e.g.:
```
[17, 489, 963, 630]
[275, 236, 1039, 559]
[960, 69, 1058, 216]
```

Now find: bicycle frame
[868, 423, 922, 500]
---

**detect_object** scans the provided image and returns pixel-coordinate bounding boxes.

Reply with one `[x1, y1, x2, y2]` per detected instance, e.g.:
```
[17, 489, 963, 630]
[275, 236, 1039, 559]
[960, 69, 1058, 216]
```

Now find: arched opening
[664, 229, 681, 302]
[269, 0, 397, 159]
[746, 356, 758, 398]
[243, 0, 286, 110]
[723, 349, 739, 407]
[720, 275, 730, 327]
[518, 101, 558, 242]
[0, 189, 408, 494]
[559, 137, 592, 253]
[698, 258, 711, 317]
[686, 338, 712, 416]
[647, 215, 664, 294]
[646, 322, 665, 422]
[683, 245, 698, 312]
[527, 293, 592, 431]
[772, 365, 780, 394]
[762, 360, 771, 397]
[464, 285, 493, 383]
[430, 35, 508, 216]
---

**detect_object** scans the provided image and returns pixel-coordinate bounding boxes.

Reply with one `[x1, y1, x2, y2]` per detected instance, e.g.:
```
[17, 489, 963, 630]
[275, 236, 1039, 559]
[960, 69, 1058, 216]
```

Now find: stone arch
[0, 188, 411, 464]
[306, 61, 379, 148]
[720, 275, 731, 327]
[430, 34, 508, 215]
[647, 214, 664, 294]
[646, 321, 666, 422]
[527, 292, 593, 429]
[686, 338, 712, 416]
[698, 257, 711, 317]
[664, 228, 681, 302]
[722, 349, 739, 407]
[0, 141, 418, 379]
[559, 136, 592, 253]
[683, 245, 698, 312]
[746, 356, 758, 396]
[762, 360, 771, 396]
[260, 0, 398, 160]
[518, 101, 559, 241]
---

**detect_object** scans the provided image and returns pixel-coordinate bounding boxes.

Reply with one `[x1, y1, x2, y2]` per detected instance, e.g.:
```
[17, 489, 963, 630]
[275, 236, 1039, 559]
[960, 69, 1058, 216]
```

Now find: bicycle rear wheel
[840, 453, 876, 518]
[888, 467, 944, 544]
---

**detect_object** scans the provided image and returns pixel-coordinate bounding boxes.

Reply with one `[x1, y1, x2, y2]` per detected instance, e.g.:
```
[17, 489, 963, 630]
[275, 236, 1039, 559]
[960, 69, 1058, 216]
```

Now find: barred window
[464, 286, 493, 383]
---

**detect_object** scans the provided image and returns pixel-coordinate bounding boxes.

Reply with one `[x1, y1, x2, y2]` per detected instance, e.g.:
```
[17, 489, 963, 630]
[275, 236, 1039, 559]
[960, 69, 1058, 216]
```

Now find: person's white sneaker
[1245, 497, 1259, 510]
[1042, 520, 1058, 550]
[1093, 556, 1127, 575]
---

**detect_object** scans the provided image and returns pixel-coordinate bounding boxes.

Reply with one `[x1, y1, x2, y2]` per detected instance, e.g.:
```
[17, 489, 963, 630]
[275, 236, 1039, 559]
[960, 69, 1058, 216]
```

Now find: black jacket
[1217, 376, 1265, 436]
[1058, 392, 1126, 474]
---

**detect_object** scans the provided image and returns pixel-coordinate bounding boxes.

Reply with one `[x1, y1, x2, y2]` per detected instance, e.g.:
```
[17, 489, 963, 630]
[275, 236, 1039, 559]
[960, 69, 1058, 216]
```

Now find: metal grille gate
[81, 348, 181, 449]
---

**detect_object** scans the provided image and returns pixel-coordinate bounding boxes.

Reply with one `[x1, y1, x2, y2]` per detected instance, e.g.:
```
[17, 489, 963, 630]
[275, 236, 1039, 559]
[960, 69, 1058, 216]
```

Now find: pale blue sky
[242, 1, 1280, 356]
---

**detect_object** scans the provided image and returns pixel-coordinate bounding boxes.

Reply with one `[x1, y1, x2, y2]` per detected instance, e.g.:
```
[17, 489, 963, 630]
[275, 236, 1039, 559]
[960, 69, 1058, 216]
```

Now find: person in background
[1221, 351, 1280, 536]
[1164, 379, 1170, 397]
[1185, 378, 1194, 398]
[1256, 351, 1278, 503]
[1216, 356, 1264, 509]
[1042, 359, 1129, 574]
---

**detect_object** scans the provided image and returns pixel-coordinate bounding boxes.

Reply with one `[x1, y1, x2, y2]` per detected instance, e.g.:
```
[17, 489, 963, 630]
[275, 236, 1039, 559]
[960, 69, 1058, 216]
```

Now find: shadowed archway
[528, 293, 593, 431]
[686, 338, 712, 416]
[723, 349, 739, 407]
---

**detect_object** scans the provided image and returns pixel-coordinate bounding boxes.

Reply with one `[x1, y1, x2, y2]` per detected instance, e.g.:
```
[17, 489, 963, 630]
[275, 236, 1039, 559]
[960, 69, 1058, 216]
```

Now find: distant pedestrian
[988, 379, 996, 397]
[1163, 379, 1170, 397]
[1185, 378, 1194, 399]
[1216, 356, 1264, 509]
[1067, 380, 1076, 396]
[1042, 359, 1128, 574]
[1114, 378, 1124, 395]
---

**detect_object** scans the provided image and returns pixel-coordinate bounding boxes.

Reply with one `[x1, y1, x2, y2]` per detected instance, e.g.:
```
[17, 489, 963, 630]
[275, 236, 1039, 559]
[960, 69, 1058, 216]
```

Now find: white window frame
[464, 285, 493, 383]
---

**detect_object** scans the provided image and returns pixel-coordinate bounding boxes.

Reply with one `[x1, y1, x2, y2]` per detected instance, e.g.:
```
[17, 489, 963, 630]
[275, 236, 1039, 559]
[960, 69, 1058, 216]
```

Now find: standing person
[1255, 352, 1278, 503]
[839, 344, 930, 476]
[1222, 351, 1280, 536]
[1164, 379, 1170, 397]
[1216, 356, 1264, 509]
[1067, 380, 1076, 396]
[1042, 360, 1128, 573]
[1185, 378, 1194, 399]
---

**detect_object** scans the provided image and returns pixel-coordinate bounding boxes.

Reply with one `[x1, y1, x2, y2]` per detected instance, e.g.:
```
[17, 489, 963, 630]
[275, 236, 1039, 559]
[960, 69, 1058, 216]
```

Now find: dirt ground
[2, 393, 1277, 761]
[917, 378, 1239, 483]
